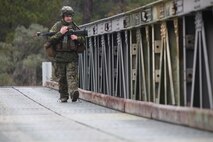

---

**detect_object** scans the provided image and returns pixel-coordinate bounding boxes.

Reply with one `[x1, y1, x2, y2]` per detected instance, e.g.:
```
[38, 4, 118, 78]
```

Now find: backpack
[43, 41, 56, 58]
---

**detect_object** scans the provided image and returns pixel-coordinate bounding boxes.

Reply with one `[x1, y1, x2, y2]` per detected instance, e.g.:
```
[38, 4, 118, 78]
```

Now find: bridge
[1, 0, 213, 141]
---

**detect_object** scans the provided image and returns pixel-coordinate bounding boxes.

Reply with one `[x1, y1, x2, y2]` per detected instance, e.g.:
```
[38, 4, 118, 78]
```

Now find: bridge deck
[0, 87, 212, 142]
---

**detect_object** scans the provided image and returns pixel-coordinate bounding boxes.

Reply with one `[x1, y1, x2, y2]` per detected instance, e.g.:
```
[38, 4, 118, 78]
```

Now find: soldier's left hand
[70, 35, 78, 40]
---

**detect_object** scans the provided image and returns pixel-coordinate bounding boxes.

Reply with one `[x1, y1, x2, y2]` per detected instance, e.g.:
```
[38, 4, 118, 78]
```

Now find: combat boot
[59, 97, 68, 103]
[70, 91, 79, 102]
[59, 94, 69, 103]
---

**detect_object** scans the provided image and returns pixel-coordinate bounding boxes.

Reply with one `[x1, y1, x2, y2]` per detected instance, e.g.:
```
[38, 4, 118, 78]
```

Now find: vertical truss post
[117, 32, 127, 98]
[146, 26, 151, 102]
[89, 37, 96, 91]
[165, 22, 176, 105]
[99, 36, 103, 93]
[137, 29, 147, 101]
[191, 12, 213, 109]
[201, 16, 213, 109]
[125, 31, 130, 99]
[86, 39, 91, 90]
[112, 34, 119, 96]
[101, 35, 110, 95]
[78, 53, 84, 89]
[84, 39, 90, 90]
[94, 36, 98, 92]
[130, 30, 138, 100]
[152, 25, 156, 103]
[107, 34, 112, 95]
[158, 22, 175, 105]
[174, 18, 181, 106]
[183, 16, 187, 106]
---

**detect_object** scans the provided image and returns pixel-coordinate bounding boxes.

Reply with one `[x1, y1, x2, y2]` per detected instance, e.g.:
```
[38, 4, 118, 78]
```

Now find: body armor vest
[54, 21, 77, 52]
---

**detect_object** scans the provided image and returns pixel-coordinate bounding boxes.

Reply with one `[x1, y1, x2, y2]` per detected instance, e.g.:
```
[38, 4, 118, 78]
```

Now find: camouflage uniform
[49, 7, 83, 102]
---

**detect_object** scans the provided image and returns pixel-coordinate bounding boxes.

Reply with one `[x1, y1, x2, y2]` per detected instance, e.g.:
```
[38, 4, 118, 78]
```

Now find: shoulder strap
[72, 22, 80, 30]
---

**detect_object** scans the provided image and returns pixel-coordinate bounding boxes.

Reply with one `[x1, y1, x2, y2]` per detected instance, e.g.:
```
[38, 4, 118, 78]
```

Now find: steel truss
[79, 0, 213, 109]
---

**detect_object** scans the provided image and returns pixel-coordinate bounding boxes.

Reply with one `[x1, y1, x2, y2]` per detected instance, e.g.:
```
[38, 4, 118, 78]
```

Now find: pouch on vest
[43, 41, 56, 58]
[75, 39, 86, 53]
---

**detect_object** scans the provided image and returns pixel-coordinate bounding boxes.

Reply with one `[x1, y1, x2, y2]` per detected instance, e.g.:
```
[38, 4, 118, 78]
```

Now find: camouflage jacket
[49, 20, 83, 63]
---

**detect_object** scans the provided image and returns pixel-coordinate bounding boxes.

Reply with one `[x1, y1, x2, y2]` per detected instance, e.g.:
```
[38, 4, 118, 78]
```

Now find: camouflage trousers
[55, 61, 79, 99]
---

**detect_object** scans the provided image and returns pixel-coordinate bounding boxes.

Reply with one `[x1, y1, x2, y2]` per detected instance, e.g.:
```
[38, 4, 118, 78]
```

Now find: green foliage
[13, 54, 43, 85]
[23, 54, 43, 69]
[0, 42, 14, 74]
[91, 0, 157, 21]
[61, 0, 157, 23]
[0, 42, 15, 86]
[0, 24, 47, 86]
[0, 0, 61, 41]
[0, 73, 14, 86]
[11, 24, 47, 85]
[125, 0, 157, 11]
[12, 24, 47, 62]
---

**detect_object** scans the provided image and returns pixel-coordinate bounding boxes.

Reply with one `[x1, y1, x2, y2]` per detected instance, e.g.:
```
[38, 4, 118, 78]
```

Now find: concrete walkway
[0, 87, 212, 142]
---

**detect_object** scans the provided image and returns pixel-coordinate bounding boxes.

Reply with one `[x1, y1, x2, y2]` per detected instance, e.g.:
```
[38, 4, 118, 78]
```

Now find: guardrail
[78, 0, 213, 109]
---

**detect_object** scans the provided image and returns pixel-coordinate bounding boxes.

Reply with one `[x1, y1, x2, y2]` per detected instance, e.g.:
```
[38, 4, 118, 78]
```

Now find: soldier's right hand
[60, 26, 68, 34]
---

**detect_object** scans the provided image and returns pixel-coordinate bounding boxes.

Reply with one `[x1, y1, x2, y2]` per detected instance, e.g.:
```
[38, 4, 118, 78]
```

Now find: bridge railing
[77, 0, 213, 109]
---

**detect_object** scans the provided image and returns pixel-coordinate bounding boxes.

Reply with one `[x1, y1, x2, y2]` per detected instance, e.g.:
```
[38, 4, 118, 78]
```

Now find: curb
[45, 82, 213, 132]
[78, 88, 213, 132]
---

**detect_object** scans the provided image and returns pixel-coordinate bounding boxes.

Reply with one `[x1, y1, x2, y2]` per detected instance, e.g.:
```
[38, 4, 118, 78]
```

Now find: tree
[0, 0, 61, 41]
[82, 0, 93, 24]
[12, 24, 47, 60]
[10, 24, 47, 85]
[0, 42, 14, 85]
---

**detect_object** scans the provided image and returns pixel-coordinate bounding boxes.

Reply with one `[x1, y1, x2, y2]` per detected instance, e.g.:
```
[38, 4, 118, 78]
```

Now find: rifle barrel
[37, 30, 87, 37]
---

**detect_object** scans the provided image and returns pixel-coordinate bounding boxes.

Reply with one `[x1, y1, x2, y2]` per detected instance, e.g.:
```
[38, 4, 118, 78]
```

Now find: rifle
[38, 29, 87, 57]
[36, 29, 88, 37]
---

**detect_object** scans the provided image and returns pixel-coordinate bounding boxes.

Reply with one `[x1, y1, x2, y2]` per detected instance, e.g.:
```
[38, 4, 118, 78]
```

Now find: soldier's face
[64, 15, 72, 23]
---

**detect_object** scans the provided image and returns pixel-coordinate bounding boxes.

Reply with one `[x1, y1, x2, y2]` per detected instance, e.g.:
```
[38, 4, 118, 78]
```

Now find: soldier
[48, 6, 84, 102]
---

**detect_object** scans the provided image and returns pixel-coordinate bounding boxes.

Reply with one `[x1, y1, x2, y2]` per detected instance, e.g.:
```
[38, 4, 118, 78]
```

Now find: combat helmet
[61, 6, 74, 17]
